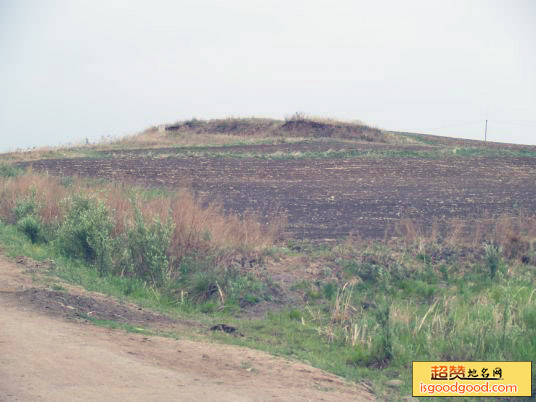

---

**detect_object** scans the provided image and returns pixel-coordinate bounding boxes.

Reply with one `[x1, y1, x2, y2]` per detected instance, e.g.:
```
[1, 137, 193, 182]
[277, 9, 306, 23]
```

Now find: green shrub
[226, 273, 267, 306]
[523, 306, 536, 331]
[188, 270, 219, 302]
[399, 279, 436, 301]
[13, 190, 46, 243]
[60, 176, 74, 187]
[305, 288, 322, 301]
[17, 215, 46, 243]
[345, 347, 374, 367]
[123, 204, 174, 286]
[200, 301, 217, 313]
[484, 244, 502, 279]
[14, 190, 38, 221]
[374, 303, 393, 364]
[322, 282, 337, 300]
[57, 195, 114, 274]
[288, 309, 302, 321]
[341, 259, 389, 285]
[0, 163, 23, 178]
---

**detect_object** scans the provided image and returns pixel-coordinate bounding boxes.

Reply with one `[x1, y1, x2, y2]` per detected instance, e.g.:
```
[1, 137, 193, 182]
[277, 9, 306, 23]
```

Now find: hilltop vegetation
[119, 114, 390, 147]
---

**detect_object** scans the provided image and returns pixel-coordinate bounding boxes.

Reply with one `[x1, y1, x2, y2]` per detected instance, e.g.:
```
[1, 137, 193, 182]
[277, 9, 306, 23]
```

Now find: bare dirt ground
[0, 254, 375, 402]
[26, 153, 536, 240]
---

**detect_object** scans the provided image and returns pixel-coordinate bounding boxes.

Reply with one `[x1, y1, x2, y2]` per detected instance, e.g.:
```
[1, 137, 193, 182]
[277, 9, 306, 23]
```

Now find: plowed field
[25, 141, 536, 240]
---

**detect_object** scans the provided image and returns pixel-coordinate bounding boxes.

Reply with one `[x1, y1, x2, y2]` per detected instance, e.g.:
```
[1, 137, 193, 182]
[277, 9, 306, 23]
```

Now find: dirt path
[0, 255, 375, 401]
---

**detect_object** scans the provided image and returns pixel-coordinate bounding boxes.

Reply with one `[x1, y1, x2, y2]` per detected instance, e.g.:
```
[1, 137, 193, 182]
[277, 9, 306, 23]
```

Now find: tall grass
[0, 163, 24, 177]
[0, 171, 282, 294]
[393, 214, 536, 264]
[290, 232, 536, 396]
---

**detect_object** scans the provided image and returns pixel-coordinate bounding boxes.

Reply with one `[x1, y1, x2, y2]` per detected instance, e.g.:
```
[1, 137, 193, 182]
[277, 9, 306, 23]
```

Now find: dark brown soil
[11, 288, 176, 326]
[24, 150, 536, 241]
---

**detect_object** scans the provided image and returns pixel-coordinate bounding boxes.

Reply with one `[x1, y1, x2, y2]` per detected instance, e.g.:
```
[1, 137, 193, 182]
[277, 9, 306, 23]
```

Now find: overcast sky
[1, 0, 535, 152]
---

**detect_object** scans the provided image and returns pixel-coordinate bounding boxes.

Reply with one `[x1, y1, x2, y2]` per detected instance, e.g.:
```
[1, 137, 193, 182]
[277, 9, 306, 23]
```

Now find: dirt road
[0, 255, 375, 401]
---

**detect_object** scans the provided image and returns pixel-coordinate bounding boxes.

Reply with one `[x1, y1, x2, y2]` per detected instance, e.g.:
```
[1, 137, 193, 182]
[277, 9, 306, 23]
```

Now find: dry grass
[285, 112, 369, 127]
[0, 172, 283, 263]
[318, 278, 374, 347]
[330, 278, 360, 325]
[115, 116, 391, 147]
[0, 171, 71, 225]
[0, 116, 401, 163]
[114, 128, 285, 148]
[0, 146, 88, 163]
[393, 214, 536, 261]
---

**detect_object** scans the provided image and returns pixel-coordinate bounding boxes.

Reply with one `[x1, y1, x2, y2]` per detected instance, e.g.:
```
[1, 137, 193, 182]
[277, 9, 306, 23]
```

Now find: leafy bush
[188, 270, 220, 302]
[60, 176, 74, 187]
[484, 244, 502, 279]
[322, 282, 337, 300]
[374, 303, 393, 365]
[14, 190, 39, 221]
[123, 204, 174, 286]
[57, 195, 114, 274]
[17, 214, 46, 243]
[399, 279, 436, 301]
[0, 163, 23, 178]
[523, 306, 536, 331]
[345, 347, 372, 367]
[340, 259, 389, 285]
[226, 273, 268, 306]
[13, 190, 46, 243]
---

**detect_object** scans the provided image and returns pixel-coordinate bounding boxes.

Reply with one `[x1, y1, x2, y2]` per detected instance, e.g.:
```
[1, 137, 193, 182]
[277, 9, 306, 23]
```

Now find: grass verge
[119, 147, 536, 160]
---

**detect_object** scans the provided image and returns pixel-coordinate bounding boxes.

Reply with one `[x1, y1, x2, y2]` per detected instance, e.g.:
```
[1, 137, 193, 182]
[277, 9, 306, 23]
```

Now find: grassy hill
[1, 116, 535, 400]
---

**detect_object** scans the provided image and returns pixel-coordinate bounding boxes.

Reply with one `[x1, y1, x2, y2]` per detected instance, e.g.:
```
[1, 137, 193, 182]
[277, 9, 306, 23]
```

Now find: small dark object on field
[239, 257, 261, 268]
[361, 300, 377, 310]
[210, 324, 242, 336]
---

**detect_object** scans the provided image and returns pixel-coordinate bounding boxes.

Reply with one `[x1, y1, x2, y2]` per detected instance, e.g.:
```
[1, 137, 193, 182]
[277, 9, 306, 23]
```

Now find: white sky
[1, 0, 535, 151]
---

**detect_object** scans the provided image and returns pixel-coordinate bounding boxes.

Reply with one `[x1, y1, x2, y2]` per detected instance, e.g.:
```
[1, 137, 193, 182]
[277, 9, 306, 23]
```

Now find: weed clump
[122, 201, 174, 286]
[57, 195, 114, 274]
[0, 163, 23, 178]
[0, 171, 280, 310]
[484, 243, 502, 279]
[17, 215, 46, 244]
[13, 189, 47, 243]
[14, 190, 39, 221]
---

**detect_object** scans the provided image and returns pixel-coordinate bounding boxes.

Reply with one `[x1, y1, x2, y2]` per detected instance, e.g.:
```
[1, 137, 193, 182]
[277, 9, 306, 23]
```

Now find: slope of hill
[9, 116, 536, 241]
[1, 116, 535, 400]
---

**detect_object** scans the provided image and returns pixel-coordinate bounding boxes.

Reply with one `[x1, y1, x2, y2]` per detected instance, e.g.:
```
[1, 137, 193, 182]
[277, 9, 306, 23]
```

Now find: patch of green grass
[147, 146, 536, 160]
[158, 149, 441, 160]
[394, 132, 442, 145]
[450, 147, 536, 158]
[80, 315, 181, 340]
[0, 222, 51, 261]
[0, 163, 24, 177]
[80, 314, 151, 333]
[50, 283, 67, 292]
